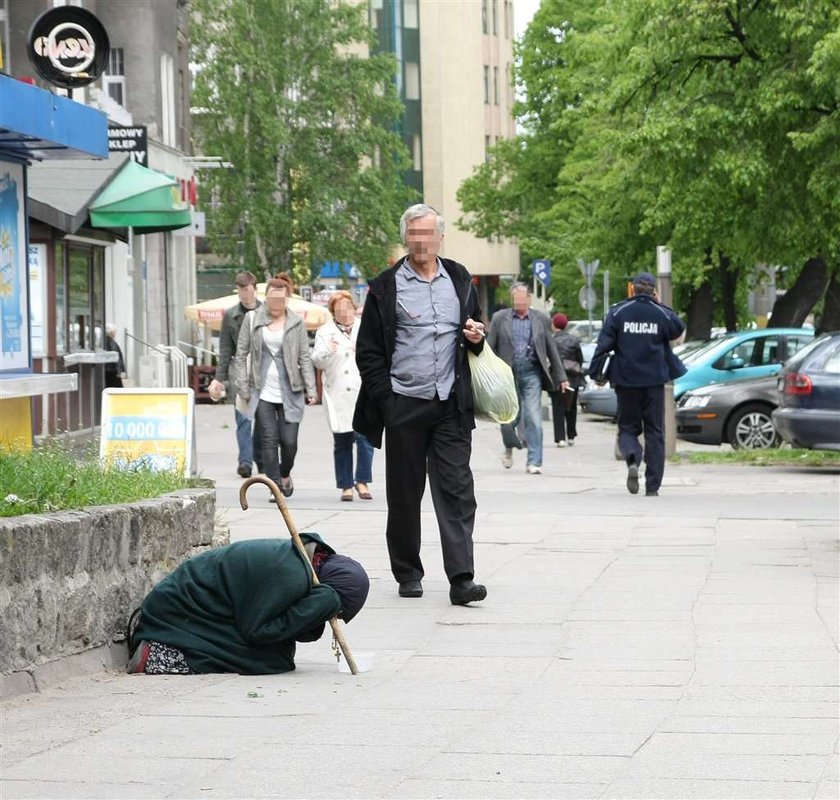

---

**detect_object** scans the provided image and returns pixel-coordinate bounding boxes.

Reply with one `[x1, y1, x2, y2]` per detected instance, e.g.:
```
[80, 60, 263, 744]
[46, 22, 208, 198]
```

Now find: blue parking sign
[532, 259, 552, 287]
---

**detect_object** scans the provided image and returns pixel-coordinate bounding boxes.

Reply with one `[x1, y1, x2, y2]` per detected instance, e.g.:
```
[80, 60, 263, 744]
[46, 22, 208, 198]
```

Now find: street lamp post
[657, 246, 676, 457]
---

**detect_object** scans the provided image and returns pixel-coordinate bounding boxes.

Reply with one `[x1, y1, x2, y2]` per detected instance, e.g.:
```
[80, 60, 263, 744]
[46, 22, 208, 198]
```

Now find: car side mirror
[727, 356, 746, 369]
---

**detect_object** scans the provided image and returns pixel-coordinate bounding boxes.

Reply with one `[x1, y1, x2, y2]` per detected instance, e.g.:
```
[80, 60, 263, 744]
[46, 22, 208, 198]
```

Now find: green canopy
[89, 159, 191, 233]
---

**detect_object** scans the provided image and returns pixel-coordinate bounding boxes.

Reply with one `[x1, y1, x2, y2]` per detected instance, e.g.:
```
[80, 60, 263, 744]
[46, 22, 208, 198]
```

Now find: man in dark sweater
[127, 535, 368, 675]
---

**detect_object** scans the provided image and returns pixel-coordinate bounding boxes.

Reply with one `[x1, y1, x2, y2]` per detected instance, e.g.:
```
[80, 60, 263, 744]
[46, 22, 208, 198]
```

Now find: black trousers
[255, 400, 299, 483]
[384, 393, 476, 583]
[615, 385, 665, 493]
[551, 388, 579, 442]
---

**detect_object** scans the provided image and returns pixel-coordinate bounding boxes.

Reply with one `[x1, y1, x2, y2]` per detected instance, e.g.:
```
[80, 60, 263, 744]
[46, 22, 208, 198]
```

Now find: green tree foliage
[457, 0, 840, 332]
[191, 0, 414, 282]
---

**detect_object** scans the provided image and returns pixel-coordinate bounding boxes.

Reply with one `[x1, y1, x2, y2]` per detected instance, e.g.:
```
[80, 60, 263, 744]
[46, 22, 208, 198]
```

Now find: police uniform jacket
[591, 295, 685, 387]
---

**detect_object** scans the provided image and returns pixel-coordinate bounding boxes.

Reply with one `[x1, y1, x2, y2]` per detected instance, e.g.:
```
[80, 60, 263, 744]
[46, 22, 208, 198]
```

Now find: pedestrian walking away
[234, 274, 316, 501]
[353, 203, 488, 606]
[208, 271, 263, 479]
[126, 535, 369, 675]
[312, 290, 375, 503]
[550, 312, 584, 447]
[588, 271, 686, 496]
[486, 283, 569, 474]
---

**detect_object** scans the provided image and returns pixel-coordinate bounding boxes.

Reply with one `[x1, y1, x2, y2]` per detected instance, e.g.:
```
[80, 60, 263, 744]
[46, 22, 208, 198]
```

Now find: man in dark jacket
[486, 284, 568, 473]
[208, 271, 262, 478]
[353, 203, 487, 606]
[127, 534, 369, 675]
[589, 272, 685, 496]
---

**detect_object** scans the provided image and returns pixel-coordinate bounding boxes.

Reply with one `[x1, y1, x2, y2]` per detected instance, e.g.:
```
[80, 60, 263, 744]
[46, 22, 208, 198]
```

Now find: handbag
[467, 344, 519, 424]
[562, 357, 582, 375]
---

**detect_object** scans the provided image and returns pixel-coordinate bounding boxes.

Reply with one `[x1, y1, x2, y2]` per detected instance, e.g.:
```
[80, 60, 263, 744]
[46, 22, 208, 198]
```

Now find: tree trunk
[718, 253, 739, 332]
[817, 264, 840, 334]
[769, 256, 828, 327]
[685, 279, 713, 340]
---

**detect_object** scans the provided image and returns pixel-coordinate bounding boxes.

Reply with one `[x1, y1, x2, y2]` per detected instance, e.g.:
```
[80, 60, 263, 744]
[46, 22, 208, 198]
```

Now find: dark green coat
[134, 535, 340, 674]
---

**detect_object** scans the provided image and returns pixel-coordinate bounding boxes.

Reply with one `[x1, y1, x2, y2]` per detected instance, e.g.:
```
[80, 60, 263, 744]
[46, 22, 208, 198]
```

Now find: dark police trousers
[616, 385, 665, 494]
[384, 393, 476, 584]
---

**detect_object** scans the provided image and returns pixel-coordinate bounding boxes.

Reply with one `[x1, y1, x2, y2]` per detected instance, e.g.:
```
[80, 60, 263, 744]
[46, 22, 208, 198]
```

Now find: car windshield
[680, 339, 724, 363]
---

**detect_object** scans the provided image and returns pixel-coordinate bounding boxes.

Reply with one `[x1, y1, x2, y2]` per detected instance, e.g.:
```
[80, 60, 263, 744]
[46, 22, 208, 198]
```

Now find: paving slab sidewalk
[1, 403, 837, 800]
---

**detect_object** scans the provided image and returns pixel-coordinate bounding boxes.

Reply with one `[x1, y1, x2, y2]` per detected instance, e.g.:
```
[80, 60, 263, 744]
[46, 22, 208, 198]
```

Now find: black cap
[633, 271, 657, 288]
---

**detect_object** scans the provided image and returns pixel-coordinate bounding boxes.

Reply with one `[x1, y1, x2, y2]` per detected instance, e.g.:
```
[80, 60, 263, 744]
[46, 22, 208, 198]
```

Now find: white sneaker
[556, 440, 567, 448]
[526, 464, 542, 474]
[501, 449, 513, 469]
[568, 438, 575, 447]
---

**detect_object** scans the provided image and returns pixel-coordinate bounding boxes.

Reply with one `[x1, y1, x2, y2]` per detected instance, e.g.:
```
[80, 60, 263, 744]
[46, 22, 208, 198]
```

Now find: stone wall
[0, 488, 227, 688]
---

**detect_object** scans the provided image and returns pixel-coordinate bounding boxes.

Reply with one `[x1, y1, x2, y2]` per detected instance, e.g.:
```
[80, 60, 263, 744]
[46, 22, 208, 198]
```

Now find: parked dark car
[772, 333, 840, 451]
[676, 375, 781, 449]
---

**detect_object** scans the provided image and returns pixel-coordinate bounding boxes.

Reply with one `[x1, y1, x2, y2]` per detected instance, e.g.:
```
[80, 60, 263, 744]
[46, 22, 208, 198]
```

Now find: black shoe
[237, 464, 252, 478]
[449, 579, 487, 606]
[645, 490, 659, 496]
[626, 463, 639, 495]
[280, 476, 294, 497]
[398, 580, 423, 598]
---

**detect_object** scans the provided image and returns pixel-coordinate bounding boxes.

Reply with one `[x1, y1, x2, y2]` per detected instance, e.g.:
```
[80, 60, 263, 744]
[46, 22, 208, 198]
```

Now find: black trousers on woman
[383, 393, 476, 584]
[255, 400, 299, 484]
[551, 388, 579, 442]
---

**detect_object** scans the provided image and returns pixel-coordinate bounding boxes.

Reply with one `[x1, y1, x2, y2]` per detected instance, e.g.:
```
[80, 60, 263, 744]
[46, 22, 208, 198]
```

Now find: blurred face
[405, 214, 442, 269]
[512, 288, 530, 315]
[237, 282, 257, 308]
[333, 297, 355, 327]
[265, 286, 288, 317]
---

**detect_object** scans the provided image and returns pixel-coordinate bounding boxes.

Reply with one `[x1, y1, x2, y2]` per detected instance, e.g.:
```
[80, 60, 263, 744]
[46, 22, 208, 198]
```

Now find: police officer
[589, 272, 685, 496]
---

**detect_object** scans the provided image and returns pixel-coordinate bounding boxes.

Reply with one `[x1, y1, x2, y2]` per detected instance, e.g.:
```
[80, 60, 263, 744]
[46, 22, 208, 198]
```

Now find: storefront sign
[108, 125, 148, 166]
[27, 6, 109, 89]
[0, 162, 29, 373]
[100, 388, 194, 476]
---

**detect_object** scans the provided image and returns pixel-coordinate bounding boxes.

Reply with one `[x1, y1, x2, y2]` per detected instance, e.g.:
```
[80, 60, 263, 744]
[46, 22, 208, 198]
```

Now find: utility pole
[657, 246, 676, 458]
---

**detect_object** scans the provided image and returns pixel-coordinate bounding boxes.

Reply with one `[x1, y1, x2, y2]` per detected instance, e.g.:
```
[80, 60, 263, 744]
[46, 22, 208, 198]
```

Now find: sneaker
[626, 463, 639, 495]
[237, 464, 252, 478]
[126, 640, 150, 674]
[567, 438, 575, 447]
[556, 440, 567, 448]
[501, 448, 513, 469]
[526, 464, 542, 474]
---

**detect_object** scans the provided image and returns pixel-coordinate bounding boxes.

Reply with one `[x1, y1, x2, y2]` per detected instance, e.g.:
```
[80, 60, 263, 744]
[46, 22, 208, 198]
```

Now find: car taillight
[784, 373, 813, 395]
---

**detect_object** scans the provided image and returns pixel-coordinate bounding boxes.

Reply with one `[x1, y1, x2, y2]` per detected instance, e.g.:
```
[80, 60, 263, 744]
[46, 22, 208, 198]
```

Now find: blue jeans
[333, 431, 374, 489]
[500, 361, 544, 467]
[234, 408, 261, 469]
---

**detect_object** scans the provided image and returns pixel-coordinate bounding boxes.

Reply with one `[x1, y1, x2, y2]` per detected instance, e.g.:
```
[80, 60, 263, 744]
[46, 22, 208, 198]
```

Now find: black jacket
[215, 299, 262, 385]
[552, 330, 585, 391]
[353, 257, 483, 448]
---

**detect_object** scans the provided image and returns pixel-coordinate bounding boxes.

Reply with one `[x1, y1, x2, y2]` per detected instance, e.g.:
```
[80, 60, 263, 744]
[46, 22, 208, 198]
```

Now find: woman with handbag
[550, 313, 585, 447]
[234, 274, 316, 500]
[311, 290, 375, 502]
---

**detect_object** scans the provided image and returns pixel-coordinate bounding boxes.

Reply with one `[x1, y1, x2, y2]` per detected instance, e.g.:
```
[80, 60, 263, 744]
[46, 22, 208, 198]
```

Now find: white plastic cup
[338, 651, 374, 673]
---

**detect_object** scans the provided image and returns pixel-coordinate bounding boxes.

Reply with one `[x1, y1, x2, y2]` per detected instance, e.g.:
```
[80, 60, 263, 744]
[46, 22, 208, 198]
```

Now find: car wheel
[726, 403, 780, 450]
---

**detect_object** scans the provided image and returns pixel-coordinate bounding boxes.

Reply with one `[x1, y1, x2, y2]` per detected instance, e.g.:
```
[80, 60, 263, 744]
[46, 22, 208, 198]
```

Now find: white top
[259, 326, 285, 404]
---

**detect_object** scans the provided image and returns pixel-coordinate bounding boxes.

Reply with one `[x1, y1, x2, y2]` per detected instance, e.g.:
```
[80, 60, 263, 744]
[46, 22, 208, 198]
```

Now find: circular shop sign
[27, 6, 109, 89]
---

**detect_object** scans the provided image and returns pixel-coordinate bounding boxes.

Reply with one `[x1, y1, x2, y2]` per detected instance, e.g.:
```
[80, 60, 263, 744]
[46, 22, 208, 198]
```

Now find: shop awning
[89, 159, 191, 233]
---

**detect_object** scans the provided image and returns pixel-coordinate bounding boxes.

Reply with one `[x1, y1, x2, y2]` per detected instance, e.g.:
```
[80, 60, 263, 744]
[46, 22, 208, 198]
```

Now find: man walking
[353, 204, 488, 605]
[486, 283, 568, 474]
[589, 271, 685, 496]
[208, 271, 262, 478]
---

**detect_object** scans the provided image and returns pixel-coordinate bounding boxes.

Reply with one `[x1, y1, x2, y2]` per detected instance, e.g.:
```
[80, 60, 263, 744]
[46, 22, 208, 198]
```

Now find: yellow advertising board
[100, 388, 194, 476]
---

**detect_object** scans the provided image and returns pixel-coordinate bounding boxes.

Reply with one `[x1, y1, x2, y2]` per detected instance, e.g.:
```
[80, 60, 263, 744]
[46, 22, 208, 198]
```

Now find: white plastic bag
[468, 344, 519, 424]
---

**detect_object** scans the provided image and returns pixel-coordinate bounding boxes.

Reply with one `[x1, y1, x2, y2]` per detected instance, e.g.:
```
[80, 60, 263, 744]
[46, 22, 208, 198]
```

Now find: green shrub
[0, 441, 199, 518]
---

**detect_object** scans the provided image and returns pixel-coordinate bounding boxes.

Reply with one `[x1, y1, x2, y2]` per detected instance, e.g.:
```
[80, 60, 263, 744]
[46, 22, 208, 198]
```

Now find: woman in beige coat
[311, 291, 374, 502]
[234, 275, 316, 499]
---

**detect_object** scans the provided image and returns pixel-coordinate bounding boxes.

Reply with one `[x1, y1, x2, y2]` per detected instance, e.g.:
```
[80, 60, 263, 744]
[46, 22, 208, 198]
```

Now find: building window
[412, 134, 422, 170]
[161, 53, 176, 146]
[483, 66, 490, 104]
[492, 0, 497, 35]
[481, 0, 488, 34]
[103, 47, 125, 107]
[405, 61, 420, 100]
[484, 135, 491, 162]
[404, 0, 418, 29]
[493, 66, 499, 104]
[506, 0, 512, 38]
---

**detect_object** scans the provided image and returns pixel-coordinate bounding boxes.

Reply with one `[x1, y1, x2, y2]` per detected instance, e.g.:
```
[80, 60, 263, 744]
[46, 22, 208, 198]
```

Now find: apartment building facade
[370, 0, 520, 312]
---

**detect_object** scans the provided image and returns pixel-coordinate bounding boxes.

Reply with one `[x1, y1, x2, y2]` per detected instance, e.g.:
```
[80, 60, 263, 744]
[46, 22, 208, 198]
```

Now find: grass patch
[674, 448, 840, 467]
[0, 441, 201, 518]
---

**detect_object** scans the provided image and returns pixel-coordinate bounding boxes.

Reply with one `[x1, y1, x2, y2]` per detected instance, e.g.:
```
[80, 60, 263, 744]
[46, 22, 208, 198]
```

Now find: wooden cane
[239, 475, 359, 675]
